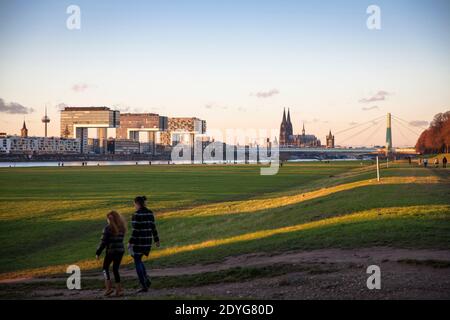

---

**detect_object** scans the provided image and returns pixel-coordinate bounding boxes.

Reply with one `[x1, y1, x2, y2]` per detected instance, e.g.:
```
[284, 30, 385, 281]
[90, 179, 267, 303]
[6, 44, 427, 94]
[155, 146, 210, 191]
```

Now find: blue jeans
[133, 254, 149, 288]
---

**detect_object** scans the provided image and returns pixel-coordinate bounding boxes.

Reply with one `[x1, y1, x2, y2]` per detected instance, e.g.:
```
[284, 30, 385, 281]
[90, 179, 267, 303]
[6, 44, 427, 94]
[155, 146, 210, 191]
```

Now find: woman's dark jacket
[96, 225, 125, 256]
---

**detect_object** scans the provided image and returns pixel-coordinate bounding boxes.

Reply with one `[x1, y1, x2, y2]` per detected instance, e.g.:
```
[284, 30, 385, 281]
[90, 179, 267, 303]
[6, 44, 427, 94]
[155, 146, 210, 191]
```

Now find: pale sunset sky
[0, 0, 449, 146]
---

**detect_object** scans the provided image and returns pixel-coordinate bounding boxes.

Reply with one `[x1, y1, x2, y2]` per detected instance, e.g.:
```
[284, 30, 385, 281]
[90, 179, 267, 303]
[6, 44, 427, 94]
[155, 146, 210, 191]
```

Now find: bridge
[277, 113, 423, 159]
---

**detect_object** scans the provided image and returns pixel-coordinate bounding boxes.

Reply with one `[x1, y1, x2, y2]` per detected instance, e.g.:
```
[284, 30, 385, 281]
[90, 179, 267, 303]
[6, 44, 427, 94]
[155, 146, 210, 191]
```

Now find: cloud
[362, 105, 380, 111]
[113, 104, 131, 112]
[409, 120, 429, 127]
[112, 104, 160, 113]
[55, 103, 70, 111]
[359, 91, 390, 103]
[0, 98, 34, 114]
[72, 83, 94, 93]
[205, 103, 228, 110]
[252, 89, 280, 98]
[204, 103, 246, 112]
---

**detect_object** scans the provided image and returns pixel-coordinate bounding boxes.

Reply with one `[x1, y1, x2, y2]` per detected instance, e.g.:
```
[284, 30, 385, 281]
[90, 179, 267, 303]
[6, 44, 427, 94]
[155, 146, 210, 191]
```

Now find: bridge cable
[392, 116, 428, 134]
[392, 118, 414, 146]
[338, 119, 383, 145]
[334, 115, 385, 135]
[392, 115, 428, 131]
[361, 120, 384, 147]
[392, 117, 422, 136]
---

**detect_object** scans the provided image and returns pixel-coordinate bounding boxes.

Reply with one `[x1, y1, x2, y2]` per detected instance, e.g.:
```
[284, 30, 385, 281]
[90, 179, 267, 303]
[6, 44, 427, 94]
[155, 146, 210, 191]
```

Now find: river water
[0, 158, 365, 168]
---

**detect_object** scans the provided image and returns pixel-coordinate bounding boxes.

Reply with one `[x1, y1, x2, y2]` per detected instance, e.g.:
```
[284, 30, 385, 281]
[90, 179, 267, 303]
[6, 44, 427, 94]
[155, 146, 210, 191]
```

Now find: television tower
[41, 106, 51, 137]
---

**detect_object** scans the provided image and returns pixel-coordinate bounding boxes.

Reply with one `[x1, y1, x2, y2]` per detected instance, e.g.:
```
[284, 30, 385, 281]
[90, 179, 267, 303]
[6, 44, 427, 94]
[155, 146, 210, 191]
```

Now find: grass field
[0, 162, 449, 282]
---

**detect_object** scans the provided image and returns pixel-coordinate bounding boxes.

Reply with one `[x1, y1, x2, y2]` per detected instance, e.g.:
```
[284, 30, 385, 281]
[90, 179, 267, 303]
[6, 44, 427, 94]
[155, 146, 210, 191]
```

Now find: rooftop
[62, 107, 111, 111]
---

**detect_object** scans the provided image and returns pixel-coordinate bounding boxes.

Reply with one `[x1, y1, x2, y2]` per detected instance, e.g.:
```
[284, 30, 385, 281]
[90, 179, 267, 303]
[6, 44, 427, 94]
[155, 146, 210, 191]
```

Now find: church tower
[286, 109, 293, 143]
[21, 120, 28, 138]
[279, 108, 287, 146]
[326, 130, 335, 148]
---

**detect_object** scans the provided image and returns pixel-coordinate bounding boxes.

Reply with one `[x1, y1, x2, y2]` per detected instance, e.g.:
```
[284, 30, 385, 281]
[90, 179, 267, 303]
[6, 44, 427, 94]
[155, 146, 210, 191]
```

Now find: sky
[0, 0, 449, 146]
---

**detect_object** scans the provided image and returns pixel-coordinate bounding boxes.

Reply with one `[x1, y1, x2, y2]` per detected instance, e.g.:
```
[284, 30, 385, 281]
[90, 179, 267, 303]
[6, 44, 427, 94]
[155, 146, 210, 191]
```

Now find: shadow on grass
[1, 180, 449, 275]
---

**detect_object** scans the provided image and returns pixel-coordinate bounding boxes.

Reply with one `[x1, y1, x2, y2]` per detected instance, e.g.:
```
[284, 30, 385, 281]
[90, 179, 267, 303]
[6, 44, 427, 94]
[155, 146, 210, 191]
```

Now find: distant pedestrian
[434, 158, 439, 168]
[128, 196, 160, 293]
[96, 211, 127, 297]
[442, 156, 447, 168]
[424, 159, 428, 168]
[408, 157, 412, 165]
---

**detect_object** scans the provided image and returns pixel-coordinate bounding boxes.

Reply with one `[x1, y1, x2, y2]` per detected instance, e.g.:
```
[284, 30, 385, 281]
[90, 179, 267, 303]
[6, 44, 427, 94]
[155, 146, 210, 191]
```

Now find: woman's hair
[134, 196, 147, 208]
[107, 211, 127, 235]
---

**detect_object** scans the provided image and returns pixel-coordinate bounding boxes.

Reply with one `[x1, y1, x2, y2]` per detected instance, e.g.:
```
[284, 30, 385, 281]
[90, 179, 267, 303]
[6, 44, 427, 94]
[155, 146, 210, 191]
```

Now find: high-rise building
[116, 113, 168, 154]
[60, 106, 120, 153]
[160, 117, 206, 147]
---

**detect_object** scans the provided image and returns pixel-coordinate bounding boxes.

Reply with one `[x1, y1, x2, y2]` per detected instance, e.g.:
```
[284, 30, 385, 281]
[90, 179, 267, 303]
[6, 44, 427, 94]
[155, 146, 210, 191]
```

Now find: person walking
[96, 211, 127, 297]
[434, 158, 439, 168]
[443, 156, 447, 168]
[129, 196, 160, 293]
[424, 158, 428, 168]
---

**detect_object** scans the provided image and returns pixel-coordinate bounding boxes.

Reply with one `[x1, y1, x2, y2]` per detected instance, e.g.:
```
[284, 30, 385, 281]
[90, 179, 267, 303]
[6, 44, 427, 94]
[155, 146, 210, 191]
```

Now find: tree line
[415, 111, 450, 154]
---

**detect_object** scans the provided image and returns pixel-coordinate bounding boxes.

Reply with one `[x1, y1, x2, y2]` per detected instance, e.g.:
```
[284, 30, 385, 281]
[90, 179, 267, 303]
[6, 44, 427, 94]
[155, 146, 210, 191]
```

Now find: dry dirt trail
[2, 247, 449, 299]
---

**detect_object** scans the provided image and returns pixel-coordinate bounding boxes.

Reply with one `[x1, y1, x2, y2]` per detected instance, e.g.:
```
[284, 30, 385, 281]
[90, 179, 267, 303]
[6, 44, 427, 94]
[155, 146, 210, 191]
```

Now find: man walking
[129, 196, 160, 293]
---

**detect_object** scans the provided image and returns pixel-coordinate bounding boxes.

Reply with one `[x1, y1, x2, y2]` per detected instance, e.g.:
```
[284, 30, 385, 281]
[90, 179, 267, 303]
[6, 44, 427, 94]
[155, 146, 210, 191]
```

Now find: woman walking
[96, 211, 127, 297]
[129, 196, 160, 293]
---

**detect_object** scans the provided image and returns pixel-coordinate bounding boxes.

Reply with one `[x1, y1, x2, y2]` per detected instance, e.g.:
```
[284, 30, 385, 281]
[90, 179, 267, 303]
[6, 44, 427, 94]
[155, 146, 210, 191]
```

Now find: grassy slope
[0, 162, 449, 278]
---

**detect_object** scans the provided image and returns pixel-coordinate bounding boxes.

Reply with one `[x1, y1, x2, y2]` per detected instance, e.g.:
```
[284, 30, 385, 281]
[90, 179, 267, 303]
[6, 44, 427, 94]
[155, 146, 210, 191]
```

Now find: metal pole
[386, 157, 389, 169]
[376, 156, 380, 182]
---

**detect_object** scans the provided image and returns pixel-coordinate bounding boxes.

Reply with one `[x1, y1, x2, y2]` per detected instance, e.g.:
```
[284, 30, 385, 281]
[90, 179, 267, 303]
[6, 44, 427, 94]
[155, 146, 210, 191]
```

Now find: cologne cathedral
[279, 108, 321, 147]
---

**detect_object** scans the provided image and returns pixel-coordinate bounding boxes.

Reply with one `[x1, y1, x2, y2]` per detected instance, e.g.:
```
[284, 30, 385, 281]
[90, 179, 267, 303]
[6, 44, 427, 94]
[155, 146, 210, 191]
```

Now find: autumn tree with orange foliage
[415, 111, 450, 154]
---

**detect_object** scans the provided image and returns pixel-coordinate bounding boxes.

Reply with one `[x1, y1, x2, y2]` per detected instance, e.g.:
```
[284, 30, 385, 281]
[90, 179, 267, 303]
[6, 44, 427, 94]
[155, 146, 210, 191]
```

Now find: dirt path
[1, 247, 449, 299]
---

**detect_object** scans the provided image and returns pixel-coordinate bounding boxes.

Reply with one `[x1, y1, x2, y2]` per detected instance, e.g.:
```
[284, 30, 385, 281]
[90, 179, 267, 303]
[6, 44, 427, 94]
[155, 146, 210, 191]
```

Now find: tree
[415, 111, 450, 154]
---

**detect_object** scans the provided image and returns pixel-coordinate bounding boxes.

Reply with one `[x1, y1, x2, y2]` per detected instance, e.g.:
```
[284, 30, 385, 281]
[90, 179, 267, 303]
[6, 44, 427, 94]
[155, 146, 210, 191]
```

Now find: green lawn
[0, 162, 449, 277]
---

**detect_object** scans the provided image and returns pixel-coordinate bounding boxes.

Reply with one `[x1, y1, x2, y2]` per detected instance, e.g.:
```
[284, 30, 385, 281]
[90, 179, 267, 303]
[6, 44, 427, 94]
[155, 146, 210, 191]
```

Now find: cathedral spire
[302, 123, 305, 136]
[286, 108, 293, 138]
[280, 108, 288, 146]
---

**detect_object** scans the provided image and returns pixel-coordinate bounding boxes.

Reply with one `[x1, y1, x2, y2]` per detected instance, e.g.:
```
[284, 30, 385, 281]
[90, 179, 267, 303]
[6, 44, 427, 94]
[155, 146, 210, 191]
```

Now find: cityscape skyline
[1, 0, 449, 146]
